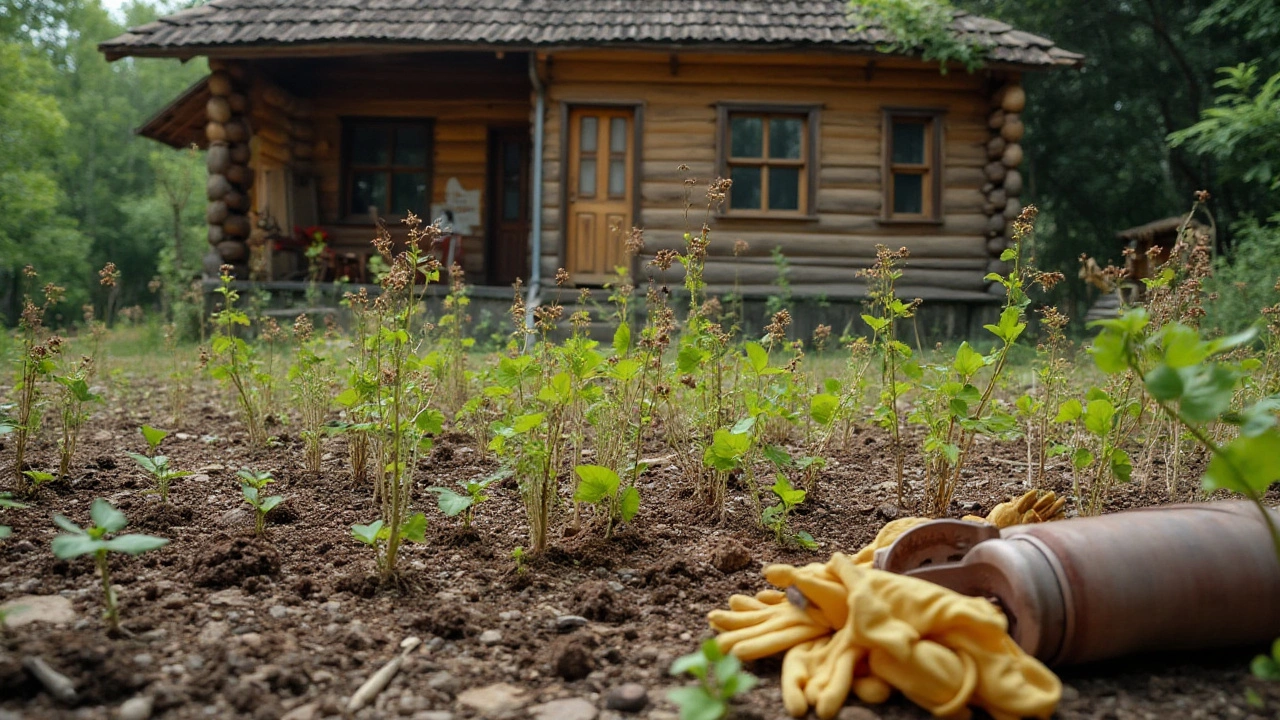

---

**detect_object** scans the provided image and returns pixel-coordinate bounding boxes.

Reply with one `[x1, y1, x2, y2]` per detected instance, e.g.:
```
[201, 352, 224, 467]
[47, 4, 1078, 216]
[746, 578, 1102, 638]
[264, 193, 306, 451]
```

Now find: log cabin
[101, 0, 1082, 336]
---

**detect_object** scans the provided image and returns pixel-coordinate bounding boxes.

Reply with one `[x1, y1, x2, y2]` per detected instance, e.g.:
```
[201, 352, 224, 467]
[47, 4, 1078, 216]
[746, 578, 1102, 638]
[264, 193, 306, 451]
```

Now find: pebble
[117, 695, 153, 720]
[606, 581, 625, 593]
[269, 605, 289, 619]
[321, 601, 341, 614]
[456, 683, 527, 717]
[131, 654, 153, 668]
[397, 693, 426, 715]
[426, 671, 457, 694]
[555, 615, 589, 633]
[604, 683, 648, 713]
[498, 610, 522, 622]
[1, 595, 76, 628]
[528, 698, 597, 720]
[411, 713, 454, 720]
[478, 630, 502, 646]
[280, 702, 319, 720]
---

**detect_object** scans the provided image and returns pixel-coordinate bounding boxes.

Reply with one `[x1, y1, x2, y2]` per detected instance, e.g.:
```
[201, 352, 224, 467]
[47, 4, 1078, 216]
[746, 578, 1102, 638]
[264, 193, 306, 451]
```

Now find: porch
[141, 51, 537, 287]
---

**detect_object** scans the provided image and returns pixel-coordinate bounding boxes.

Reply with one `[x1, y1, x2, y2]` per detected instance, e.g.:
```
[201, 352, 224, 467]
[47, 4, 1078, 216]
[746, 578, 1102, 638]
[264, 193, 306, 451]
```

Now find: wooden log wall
[205, 61, 254, 274]
[982, 77, 1026, 291]
[245, 72, 315, 277]
[537, 51, 1003, 299]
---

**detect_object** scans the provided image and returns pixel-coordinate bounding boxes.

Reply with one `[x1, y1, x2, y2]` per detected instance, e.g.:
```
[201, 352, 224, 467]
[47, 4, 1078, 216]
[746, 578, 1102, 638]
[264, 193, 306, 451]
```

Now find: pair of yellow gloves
[708, 490, 1066, 720]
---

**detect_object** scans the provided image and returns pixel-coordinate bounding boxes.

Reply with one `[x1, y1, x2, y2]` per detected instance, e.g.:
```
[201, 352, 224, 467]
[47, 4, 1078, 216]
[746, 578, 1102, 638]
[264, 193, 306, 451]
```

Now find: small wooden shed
[102, 0, 1080, 321]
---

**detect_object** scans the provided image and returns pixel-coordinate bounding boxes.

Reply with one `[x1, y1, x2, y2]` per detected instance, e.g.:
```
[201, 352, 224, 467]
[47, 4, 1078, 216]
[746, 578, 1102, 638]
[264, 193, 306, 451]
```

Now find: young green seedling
[426, 469, 510, 530]
[127, 425, 191, 502]
[1, 492, 29, 540]
[511, 546, 527, 574]
[20, 470, 55, 493]
[668, 639, 757, 720]
[51, 498, 168, 632]
[761, 474, 817, 549]
[1253, 638, 1280, 681]
[236, 469, 283, 537]
[572, 464, 640, 538]
[351, 512, 428, 577]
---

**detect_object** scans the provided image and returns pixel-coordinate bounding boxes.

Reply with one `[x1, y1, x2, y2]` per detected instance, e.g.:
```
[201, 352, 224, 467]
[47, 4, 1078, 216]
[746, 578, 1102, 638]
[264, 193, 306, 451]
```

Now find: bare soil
[2, 376, 1278, 720]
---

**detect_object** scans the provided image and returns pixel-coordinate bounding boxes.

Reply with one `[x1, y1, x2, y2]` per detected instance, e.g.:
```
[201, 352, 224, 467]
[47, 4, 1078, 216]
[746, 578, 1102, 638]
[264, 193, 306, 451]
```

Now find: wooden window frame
[716, 103, 820, 219]
[880, 107, 945, 225]
[340, 117, 435, 222]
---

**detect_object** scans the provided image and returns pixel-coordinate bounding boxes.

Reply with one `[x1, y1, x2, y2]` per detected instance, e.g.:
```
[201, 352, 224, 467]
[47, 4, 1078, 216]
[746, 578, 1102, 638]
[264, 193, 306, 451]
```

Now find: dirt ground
[2, 374, 1278, 720]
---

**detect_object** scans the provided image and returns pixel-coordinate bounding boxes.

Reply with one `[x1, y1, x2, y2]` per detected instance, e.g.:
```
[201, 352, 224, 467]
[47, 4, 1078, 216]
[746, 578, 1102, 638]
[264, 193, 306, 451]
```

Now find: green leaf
[809, 393, 839, 426]
[678, 344, 708, 373]
[415, 408, 446, 435]
[771, 474, 806, 508]
[612, 322, 631, 357]
[351, 520, 385, 545]
[666, 687, 726, 720]
[618, 486, 640, 522]
[952, 342, 985, 376]
[861, 314, 890, 333]
[140, 425, 169, 451]
[1160, 323, 1208, 368]
[513, 413, 545, 433]
[53, 514, 83, 534]
[22, 470, 55, 486]
[793, 531, 818, 550]
[999, 247, 1017, 262]
[128, 452, 159, 475]
[1083, 399, 1116, 436]
[669, 648, 710, 679]
[428, 487, 474, 517]
[574, 465, 620, 504]
[257, 496, 284, 514]
[744, 342, 769, 374]
[400, 512, 428, 543]
[1203, 430, 1280, 495]
[1144, 364, 1184, 401]
[1054, 398, 1083, 423]
[762, 444, 793, 467]
[1179, 364, 1239, 423]
[1072, 447, 1095, 469]
[104, 534, 169, 555]
[0, 526, 9, 540]
[1109, 448, 1133, 483]
[983, 307, 1026, 344]
[704, 429, 751, 471]
[52, 534, 103, 559]
[1250, 653, 1280, 682]
[731, 416, 756, 435]
[90, 499, 127, 533]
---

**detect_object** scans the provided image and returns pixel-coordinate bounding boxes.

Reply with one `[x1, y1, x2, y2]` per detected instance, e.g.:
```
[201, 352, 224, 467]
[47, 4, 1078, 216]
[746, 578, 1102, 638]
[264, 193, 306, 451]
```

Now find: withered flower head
[1195, 190, 1211, 204]
[23, 265, 37, 279]
[99, 262, 120, 288]
[219, 264, 234, 277]
[43, 283, 65, 305]
[625, 227, 646, 256]
[293, 313, 314, 342]
[706, 177, 733, 207]
[733, 239, 749, 257]
[765, 309, 792, 343]
[650, 249, 679, 271]
[555, 267, 570, 286]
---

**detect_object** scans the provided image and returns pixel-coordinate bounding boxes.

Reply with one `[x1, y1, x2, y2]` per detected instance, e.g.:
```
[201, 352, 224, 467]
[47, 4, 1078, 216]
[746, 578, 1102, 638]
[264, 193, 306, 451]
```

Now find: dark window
[882, 109, 944, 221]
[717, 105, 819, 215]
[344, 119, 433, 218]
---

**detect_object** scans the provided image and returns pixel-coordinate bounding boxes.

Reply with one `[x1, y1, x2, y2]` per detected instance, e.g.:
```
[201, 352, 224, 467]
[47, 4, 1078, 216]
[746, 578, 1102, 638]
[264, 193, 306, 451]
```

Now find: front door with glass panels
[566, 107, 634, 284]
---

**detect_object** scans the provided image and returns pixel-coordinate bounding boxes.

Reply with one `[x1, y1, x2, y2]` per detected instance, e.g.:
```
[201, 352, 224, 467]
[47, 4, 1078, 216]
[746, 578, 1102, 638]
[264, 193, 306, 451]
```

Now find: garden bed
[2, 374, 1277, 720]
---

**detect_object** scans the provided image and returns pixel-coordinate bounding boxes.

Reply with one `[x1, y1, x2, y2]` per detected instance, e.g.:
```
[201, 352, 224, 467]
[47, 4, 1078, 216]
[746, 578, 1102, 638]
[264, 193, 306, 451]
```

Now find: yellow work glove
[964, 490, 1067, 529]
[709, 553, 1061, 720]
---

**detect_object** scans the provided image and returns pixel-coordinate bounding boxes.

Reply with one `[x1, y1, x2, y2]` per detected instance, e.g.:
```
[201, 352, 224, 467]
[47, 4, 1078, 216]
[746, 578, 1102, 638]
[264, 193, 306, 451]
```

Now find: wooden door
[566, 107, 634, 284]
[486, 127, 531, 286]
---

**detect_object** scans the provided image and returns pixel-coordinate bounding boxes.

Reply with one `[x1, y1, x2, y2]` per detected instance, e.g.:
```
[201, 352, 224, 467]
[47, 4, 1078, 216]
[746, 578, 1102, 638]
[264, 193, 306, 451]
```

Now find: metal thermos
[876, 502, 1280, 666]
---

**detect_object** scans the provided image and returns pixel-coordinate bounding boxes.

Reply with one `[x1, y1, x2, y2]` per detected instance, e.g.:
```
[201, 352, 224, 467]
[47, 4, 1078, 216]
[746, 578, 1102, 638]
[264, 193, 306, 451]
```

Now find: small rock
[875, 503, 902, 521]
[426, 671, 458, 694]
[131, 654, 153, 668]
[555, 615, 589, 633]
[321, 601, 341, 614]
[219, 507, 248, 526]
[198, 621, 227, 645]
[269, 605, 289, 619]
[456, 683, 527, 717]
[1061, 684, 1080, 702]
[606, 581, 625, 593]
[478, 630, 502, 646]
[604, 683, 648, 713]
[709, 539, 752, 574]
[528, 698, 597, 720]
[411, 713, 454, 720]
[91, 430, 113, 442]
[117, 695, 153, 720]
[1, 595, 76, 628]
[175, 433, 195, 440]
[836, 707, 882, 720]
[551, 636, 595, 681]
[398, 693, 426, 715]
[280, 702, 319, 720]
[498, 611, 521, 622]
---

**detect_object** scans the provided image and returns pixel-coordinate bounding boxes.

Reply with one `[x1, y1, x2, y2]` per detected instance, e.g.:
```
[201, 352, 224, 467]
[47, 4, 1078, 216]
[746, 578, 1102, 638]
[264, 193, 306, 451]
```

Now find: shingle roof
[100, 0, 1083, 68]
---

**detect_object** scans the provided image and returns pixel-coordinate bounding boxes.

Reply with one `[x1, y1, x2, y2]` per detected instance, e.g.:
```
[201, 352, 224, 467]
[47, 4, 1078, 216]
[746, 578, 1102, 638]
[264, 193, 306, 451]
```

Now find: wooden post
[205, 62, 253, 274]
[983, 77, 1026, 292]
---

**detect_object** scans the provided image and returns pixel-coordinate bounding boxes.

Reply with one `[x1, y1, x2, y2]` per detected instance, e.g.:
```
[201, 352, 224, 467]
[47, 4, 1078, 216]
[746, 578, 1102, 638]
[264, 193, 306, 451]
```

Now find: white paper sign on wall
[430, 177, 481, 235]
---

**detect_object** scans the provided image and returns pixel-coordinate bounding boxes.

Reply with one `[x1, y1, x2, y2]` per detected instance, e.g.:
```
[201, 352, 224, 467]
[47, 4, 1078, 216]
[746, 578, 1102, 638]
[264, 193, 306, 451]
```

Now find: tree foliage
[854, 0, 987, 72]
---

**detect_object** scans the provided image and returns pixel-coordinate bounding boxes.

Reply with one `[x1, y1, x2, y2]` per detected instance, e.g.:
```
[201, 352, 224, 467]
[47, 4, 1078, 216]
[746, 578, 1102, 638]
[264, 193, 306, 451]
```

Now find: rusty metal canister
[880, 502, 1280, 666]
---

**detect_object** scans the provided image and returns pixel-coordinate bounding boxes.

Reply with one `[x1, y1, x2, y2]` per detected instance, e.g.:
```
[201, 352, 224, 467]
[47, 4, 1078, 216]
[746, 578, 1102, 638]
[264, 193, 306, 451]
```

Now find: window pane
[893, 173, 924, 215]
[730, 116, 763, 157]
[578, 158, 597, 197]
[504, 140, 521, 169]
[729, 165, 762, 210]
[608, 158, 626, 197]
[351, 125, 389, 165]
[892, 121, 927, 165]
[768, 167, 801, 211]
[503, 187, 521, 221]
[391, 172, 428, 215]
[610, 117, 627, 153]
[394, 126, 428, 167]
[769, 117, 804, 159]
[580, 117, 598, 153]
[351, 172, 388, 215]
